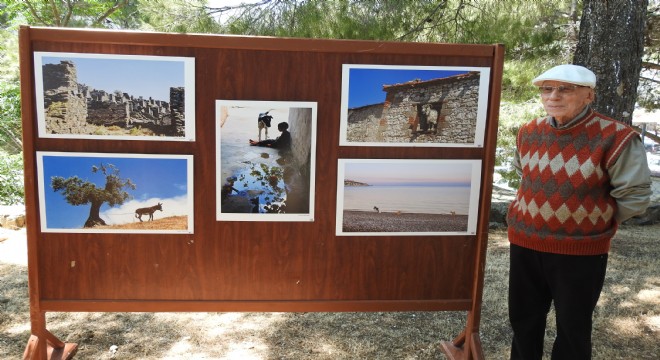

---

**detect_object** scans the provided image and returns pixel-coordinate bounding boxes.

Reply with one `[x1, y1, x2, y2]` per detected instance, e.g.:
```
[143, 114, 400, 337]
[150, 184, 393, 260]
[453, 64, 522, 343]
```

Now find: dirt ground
[1, 221, 659, 359]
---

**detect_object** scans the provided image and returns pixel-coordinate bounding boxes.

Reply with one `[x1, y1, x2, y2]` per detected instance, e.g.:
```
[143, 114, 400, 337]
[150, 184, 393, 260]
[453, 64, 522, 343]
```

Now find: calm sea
[343, 185, 471, 215]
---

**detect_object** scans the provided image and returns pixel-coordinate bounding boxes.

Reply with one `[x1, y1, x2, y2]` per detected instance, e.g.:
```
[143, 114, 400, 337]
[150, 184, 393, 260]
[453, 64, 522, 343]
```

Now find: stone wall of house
[383, 72, 480, 143]
[346, 103, 384, 142]
[288, 107, 312, 170]
[346, 72, 480, 144]
[283, 107, 313, 213]
[42, 61, 90, 134]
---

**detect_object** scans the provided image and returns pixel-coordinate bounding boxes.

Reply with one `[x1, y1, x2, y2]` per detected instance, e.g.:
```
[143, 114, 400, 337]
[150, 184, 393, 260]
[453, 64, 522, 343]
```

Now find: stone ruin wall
[170, 87, 185, 137]
[346, 72, 480, 144]
[42, 61, 90, 134]
[42, 60, 184, 135]
[346, 103, 384, 142]
[83, 86, 172, 128]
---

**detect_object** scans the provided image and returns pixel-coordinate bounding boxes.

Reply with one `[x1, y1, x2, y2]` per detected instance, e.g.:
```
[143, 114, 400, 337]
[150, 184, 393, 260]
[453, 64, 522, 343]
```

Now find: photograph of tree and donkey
[37, 152, 193, 233]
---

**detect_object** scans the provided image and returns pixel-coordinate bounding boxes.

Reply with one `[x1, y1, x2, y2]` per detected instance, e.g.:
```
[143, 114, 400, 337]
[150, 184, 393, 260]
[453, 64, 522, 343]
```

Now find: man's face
[539, 81, 594, 125]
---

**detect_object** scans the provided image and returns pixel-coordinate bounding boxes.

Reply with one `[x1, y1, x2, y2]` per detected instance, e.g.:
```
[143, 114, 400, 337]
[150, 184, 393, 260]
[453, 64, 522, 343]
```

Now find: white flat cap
[532, 64, 596, 88]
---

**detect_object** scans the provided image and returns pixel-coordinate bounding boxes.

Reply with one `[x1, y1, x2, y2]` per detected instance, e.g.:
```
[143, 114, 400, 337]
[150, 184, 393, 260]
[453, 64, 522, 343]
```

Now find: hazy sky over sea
[344, 161, 472, 187]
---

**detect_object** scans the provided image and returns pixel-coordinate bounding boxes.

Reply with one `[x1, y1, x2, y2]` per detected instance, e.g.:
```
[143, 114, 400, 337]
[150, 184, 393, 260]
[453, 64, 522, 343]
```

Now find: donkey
[135, 202, 163, 222]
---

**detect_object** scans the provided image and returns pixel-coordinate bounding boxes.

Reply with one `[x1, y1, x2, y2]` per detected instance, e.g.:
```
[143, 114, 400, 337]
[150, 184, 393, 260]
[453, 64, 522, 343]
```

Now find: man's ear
[586, 88, 596, 104]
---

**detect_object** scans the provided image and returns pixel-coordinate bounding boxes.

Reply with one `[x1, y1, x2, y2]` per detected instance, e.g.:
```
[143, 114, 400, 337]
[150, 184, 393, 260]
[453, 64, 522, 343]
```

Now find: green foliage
[0, 150, 24, 205]
[0, 27, 19, 82]
[501, 58, 567, 102]
[219, 0, 574, 64]
[638, 79, 660, 110]
[1, 0, 141, 28]
[139, 0, 221, 33]
[494, 100, 545, 188]
[639, 1, 659, 112]
[222, 0, 404, 40]
[0, 82, 22, 154]
[0, 0, 654, 196]
[51, 163, 135, 207]
[404, 0, 572, 59]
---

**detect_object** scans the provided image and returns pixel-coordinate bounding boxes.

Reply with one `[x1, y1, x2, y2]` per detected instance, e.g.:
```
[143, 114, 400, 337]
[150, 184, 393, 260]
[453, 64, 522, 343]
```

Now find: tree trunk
[84, 200, 107, 228]
[574, 0, 648, 125]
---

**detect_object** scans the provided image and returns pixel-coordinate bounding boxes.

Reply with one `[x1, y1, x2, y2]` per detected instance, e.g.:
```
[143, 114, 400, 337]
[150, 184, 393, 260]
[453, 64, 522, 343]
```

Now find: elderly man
[506, 64, 651, 359]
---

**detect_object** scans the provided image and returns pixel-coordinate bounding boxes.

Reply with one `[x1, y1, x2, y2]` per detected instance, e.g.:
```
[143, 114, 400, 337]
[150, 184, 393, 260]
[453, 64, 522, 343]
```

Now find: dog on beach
[257, 111, 273, 141]
[373, 206, 380, 213]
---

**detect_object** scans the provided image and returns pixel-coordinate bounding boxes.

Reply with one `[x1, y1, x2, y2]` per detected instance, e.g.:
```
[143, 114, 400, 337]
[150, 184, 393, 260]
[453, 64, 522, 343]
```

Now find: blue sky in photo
[347, 68, 469, 108]
[42, 56, 184, 101]
[344, 161, 473, 187]
[41, 155, 188, 229]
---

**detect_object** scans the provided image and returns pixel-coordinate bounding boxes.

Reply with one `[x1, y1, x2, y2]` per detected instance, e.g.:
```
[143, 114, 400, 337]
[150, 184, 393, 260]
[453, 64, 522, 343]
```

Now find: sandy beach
[342, 210, 469, 233]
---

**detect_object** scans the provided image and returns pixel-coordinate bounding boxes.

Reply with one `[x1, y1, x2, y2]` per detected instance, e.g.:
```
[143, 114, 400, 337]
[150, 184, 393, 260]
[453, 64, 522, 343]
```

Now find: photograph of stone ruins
[346, 71, 482, 145]
[40, 58, 186, 138]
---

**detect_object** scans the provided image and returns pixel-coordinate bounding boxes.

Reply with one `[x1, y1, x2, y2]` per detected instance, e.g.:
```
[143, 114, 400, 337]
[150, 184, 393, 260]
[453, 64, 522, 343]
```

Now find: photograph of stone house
[340, 65, 489, 147]
[34, 52, 195, 141]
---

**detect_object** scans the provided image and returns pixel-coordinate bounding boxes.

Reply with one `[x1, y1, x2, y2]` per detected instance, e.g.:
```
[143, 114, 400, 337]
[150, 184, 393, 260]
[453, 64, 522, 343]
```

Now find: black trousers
[508, 244, 608, 360]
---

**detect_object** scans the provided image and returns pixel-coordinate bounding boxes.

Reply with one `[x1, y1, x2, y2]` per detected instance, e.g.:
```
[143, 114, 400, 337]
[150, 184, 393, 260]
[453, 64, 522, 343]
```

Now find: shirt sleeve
[608, 136, 653, 223]
[512, 124, 524, 177]
[512, 149, 522, 177]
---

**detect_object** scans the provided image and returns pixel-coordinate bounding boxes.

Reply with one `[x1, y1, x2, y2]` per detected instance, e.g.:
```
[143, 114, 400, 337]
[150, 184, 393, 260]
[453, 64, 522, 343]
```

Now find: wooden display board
[19, 26, 503, 359]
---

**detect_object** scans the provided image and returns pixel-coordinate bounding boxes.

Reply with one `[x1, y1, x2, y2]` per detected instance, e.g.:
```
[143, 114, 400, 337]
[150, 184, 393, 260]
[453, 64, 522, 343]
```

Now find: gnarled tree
[51, 163, 135, 227]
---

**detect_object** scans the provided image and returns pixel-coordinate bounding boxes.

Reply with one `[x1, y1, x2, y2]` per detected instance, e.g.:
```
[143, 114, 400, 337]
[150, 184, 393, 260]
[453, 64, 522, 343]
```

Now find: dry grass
[1, 224, 659, 359]
[94, 216, 188, 231]
[91, 124, 156, 137]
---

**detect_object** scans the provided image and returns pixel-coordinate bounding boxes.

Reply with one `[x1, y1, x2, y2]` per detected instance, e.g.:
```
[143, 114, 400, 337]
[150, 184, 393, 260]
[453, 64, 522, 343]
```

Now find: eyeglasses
[538, 85, 585, 95]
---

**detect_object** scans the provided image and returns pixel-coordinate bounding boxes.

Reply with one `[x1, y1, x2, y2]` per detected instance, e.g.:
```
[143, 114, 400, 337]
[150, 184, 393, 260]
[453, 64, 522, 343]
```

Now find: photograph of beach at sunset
[336, 159, 482, 236]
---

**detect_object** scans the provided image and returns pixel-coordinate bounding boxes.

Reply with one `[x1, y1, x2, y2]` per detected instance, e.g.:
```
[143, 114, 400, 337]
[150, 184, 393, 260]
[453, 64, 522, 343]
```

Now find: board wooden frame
[19, 26, 504, 359]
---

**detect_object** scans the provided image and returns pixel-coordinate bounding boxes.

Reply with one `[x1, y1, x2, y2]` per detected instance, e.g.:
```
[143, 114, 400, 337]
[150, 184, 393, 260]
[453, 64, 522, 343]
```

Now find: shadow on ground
[2, 225, 659, 359]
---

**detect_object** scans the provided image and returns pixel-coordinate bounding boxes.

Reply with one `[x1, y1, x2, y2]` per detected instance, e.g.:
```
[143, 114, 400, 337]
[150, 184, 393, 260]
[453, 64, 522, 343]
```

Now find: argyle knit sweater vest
[507, 110, 638, 255]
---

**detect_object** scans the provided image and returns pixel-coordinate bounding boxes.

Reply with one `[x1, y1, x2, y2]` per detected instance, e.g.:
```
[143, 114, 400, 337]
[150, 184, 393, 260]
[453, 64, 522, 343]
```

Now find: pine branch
[62, 0, 74, 26]
[23, 1, 49, 26]
[48, 0, 61, 26]
[397, 0, 449, 41]
[640, 76, 660, 84]
[92, 0, 129, 27]
[642, 61, 660, 71]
